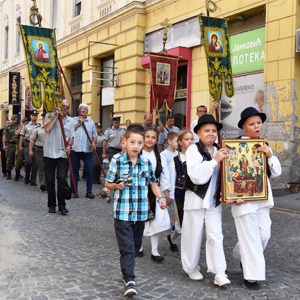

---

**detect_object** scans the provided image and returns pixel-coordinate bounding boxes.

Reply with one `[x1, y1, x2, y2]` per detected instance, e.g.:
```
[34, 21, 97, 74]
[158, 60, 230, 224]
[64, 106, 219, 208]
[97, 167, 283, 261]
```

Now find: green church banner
[18, 25, 62, 112]
[230, 27, 265, 74]
[199, 16, 234, 101]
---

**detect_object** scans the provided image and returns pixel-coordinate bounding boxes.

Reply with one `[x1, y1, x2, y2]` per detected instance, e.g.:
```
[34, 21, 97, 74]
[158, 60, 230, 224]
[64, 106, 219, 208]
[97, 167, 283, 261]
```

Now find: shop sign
[8, 72, 21, 105]
[230, 27, 265, 74]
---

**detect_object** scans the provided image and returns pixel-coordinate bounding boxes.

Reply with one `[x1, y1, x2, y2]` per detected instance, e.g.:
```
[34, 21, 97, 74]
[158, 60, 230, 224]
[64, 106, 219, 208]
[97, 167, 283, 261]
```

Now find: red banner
[149, 53, 178, 111]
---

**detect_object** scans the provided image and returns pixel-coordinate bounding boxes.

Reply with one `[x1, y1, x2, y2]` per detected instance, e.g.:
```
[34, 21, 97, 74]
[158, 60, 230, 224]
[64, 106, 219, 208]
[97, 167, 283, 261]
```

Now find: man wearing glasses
[43, 99, 75, 215]
[190, 102, 219, 143]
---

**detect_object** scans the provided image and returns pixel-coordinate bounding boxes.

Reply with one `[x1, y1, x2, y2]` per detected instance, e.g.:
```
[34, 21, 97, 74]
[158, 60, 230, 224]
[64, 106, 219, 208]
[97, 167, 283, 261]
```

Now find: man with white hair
[70, 103, 97, 199]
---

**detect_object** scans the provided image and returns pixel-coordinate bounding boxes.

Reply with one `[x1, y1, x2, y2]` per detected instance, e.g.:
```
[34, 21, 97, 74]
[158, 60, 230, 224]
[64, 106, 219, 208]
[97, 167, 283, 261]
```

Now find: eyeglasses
[62, 105, 70, 109]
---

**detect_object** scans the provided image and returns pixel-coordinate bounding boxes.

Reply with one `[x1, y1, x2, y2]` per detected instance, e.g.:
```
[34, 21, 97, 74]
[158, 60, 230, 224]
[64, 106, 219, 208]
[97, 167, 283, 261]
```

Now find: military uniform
[3, 122, 19, 178]
[104, 125, 125, 160]
[21, 120, 41, 184]
[93, 123, 104, 184]
[0, 127, 7, 176]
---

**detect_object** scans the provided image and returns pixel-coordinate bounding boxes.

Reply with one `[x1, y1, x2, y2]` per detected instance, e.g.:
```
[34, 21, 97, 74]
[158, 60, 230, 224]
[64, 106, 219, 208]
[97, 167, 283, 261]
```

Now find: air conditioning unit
[296, 29, 300, 53]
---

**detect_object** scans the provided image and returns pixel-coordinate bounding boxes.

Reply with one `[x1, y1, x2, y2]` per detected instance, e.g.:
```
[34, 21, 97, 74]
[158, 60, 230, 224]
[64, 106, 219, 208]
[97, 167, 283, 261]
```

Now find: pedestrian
[93, 123, 104, 184]
[0, 121, 10, 177]
[160, 131, 178, 169]
[102, 116, 125, 161]
[70, 103, 97, 199]
[158, 115, 180, 152]
[29, 113, 46, 191]
[225, 107, 282, 290]
[168, 130, 194, 251]
[105, 124, 167, 297]
[2, 115, 19, 180]
[19, 110, 41, 185]
[43, 100, 74, 215]
[125, 119, 131, 128]
[142, 112, 164, 133]
[181, 114, 231, 287]
[141, 127, 171, 263]
[190, 102, 219, 143]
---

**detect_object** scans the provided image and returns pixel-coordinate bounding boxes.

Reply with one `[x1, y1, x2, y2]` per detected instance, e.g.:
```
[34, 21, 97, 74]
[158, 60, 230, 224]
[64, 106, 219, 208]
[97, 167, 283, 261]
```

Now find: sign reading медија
[230, 27, 265, 74]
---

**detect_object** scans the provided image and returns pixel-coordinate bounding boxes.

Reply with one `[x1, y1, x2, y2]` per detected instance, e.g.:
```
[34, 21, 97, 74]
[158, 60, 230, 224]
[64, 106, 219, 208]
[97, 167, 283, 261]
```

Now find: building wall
[0, 0, 299, 187]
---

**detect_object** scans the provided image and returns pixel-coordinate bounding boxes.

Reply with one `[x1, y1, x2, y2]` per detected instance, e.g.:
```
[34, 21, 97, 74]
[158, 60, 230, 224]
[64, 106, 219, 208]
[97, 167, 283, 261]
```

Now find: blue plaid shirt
[106, 152, 156, 221]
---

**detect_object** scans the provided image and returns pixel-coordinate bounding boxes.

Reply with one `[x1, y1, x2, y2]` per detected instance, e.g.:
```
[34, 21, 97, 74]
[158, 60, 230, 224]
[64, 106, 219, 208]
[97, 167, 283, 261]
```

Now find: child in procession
[181, 114, 231, 286]
[105, 125, 167, 297]
[168, 130, 194, 252]
[225, 107, 282, 290]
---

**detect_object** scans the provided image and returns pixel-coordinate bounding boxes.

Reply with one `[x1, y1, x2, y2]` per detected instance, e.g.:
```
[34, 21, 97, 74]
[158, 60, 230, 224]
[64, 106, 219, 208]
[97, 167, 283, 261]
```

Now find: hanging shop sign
[8, 72, 21, 105]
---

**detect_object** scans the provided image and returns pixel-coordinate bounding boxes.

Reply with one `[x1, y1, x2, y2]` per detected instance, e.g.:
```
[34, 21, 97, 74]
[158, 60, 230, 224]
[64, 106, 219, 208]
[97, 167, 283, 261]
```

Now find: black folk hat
[238, 107, 266, 129]
[193, 114, 223, 134]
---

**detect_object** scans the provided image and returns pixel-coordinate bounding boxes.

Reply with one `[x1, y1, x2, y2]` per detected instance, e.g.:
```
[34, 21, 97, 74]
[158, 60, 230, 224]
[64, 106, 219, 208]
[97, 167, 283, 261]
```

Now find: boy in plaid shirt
[105, 124, 167, 297]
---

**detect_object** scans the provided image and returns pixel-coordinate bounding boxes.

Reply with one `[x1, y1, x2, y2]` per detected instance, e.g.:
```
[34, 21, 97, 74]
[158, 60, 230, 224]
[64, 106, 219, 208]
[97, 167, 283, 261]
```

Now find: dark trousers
[35, 147, 45, 186]
[1, 149, 7, 174]
[44, 157, 68, 208]
[114, 219, 145, 282]
[70, 151, 93, 193]
[24, 142, 38, 184]
[107, 147, 121, 161]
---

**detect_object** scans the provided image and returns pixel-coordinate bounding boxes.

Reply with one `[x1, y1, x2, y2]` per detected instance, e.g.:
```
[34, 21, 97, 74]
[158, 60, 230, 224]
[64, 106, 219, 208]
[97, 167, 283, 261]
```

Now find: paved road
[0, 172, 299, 300]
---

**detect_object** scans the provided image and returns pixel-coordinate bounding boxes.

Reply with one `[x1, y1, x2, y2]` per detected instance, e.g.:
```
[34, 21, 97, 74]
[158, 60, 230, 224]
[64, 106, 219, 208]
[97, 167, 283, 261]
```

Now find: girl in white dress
[142, 128, 171, 262]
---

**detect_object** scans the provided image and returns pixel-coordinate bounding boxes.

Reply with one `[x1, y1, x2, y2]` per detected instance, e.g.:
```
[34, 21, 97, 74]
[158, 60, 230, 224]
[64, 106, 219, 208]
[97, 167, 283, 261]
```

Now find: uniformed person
[102, 117, 126, 161]
[93, 123, 104, 184]
[0, 120, 10, 177]
[19, 110, 41, 185]
[29, 113, 46, 191]
[2, 115, 19, 179]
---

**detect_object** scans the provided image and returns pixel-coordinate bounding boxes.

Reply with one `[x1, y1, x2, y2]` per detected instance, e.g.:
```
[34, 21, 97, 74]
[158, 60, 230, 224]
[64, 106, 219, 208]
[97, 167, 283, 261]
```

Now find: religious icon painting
[221, 139, 268, 202]
[32, 40, 51, 63]
[156, 63, 170, 85]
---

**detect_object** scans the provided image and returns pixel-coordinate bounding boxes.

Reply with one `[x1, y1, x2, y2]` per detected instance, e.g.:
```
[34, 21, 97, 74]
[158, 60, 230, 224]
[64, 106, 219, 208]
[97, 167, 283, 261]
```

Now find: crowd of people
[0, 102, 282, 297]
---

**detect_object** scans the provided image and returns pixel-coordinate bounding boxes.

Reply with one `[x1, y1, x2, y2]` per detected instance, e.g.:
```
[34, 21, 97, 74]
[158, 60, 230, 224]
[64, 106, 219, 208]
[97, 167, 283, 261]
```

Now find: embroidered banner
[199, 16, 234, 101]
[18, 25, 62, 112]
[149, 53, 178, 111]
[8, 72, 21, 105]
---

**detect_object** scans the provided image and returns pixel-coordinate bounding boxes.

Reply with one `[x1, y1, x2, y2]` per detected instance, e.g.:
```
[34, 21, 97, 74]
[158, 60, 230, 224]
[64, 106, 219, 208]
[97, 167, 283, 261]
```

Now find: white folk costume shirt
[184, 143, 220, 210]
[231, 136, 282, 218]
[143, 150, 171, 236]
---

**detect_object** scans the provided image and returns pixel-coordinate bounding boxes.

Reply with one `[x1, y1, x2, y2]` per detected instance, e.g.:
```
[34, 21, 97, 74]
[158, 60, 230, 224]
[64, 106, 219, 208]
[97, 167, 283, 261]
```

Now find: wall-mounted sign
[0, 103, 8, 110]
[9, 72, 21, 105]
[230, 27, 265, 74]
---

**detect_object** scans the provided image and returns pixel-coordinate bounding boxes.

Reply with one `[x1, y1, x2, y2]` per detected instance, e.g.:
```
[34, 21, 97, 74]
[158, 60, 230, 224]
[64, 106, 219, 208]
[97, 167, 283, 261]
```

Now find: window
[16, 17, 21, 53]
[74, 0, 81, 17]
[52, 0, 57, 28]
[5, 26, 9, 59]
[71, 65, 83, 116]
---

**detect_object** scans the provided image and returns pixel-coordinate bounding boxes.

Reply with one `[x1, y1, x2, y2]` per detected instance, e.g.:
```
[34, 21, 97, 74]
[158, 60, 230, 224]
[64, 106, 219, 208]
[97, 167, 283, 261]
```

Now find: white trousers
[181, 206, 227, 275]
[233, 207, 271, 281]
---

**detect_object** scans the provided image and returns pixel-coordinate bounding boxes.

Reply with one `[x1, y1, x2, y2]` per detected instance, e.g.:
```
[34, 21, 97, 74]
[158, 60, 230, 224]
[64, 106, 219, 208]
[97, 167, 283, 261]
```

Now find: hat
[238, 107, 266, 129]
[30, 110, 38, 116]
[193, 114, 223, 134]
[41, 113, 46, 118]
[11, 114, 18, 120]
[112, 117, 121, 123]
[22, 117, 29, 122]
[95, 123, 102, 127]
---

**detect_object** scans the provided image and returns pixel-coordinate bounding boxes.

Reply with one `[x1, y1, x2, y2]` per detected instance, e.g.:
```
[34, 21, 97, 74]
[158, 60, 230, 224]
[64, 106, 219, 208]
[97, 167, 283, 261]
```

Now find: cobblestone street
[0, 173, 299, 300]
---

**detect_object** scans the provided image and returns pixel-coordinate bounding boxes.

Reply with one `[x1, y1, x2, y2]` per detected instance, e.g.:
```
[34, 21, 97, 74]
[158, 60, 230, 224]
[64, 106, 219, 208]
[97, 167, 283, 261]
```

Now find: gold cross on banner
[160, 18, 172, 54]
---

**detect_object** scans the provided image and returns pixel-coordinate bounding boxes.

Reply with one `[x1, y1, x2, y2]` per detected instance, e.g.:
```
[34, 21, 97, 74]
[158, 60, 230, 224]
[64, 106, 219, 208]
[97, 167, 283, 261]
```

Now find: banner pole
[58, 61, 107, 178]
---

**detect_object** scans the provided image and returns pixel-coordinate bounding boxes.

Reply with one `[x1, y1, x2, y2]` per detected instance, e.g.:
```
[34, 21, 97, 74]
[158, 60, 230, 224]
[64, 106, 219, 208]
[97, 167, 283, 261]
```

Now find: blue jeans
[114, 219, 145, 282]
[70, 151, 93, 193]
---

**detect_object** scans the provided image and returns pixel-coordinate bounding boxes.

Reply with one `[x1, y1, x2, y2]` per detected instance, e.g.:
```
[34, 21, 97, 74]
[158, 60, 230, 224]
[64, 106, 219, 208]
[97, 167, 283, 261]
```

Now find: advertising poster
[220, 73, 265, 139]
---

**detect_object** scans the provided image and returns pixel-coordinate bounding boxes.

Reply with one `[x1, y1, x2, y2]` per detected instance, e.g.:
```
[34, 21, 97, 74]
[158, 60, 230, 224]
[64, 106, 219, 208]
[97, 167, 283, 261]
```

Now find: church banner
[8, 72, 21, 105]
[18, 25, 62, 112]
[149, 53, 178, 111]
[199, 16, 234, 101]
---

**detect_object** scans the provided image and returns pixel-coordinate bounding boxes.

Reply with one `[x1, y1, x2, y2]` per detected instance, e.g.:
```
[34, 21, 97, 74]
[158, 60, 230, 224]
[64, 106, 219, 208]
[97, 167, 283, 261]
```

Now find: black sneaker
[85, 192, 95, 199]
[58, 207, 69, 215]
[151, 254, 164, 263]
[31, 182, 37, 186]
[48, 206, 56, 213]
[167, 234, 178, 252]
[40, 185, 46, 191]
[124, 281, 137, 297]
[244, 279, 260, 290]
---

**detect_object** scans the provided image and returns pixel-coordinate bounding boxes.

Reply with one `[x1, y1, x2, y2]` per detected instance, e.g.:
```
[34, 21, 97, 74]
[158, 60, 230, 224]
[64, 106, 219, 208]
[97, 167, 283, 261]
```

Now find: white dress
[143, 150, 171, 236]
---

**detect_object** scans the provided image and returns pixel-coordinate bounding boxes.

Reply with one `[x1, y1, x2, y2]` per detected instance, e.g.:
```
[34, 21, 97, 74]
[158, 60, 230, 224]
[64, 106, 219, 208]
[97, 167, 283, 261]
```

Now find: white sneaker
[124, 281, 137, 297]
[187, 270, 203, 280]
[214, 274, 231, 286]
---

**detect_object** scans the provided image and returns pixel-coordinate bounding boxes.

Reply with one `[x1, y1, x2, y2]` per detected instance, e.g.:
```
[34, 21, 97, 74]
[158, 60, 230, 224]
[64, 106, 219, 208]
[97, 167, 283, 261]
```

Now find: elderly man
[102, 116, 125, 161]
[158, 115, 180, 152]
[44, 99, 74, 214]
[142, 113, 164, 133]
[19, 110, 41, 185]
[190, 102, 219, 143]
[70, 103, 97, 199]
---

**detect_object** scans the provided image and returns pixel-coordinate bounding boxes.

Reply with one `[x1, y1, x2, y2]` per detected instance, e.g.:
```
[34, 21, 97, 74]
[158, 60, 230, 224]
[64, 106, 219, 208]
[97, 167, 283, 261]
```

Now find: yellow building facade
[0, 0, 299, 188]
